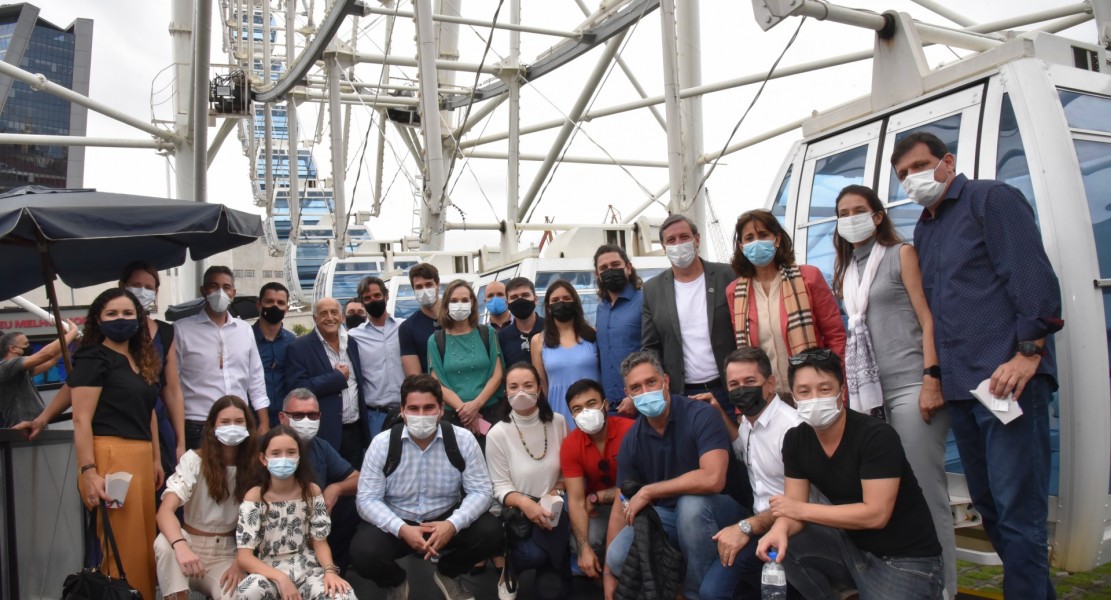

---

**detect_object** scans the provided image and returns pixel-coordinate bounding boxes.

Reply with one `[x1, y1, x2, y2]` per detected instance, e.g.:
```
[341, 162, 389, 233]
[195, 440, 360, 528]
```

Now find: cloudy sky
[25, 0, 1097, 261]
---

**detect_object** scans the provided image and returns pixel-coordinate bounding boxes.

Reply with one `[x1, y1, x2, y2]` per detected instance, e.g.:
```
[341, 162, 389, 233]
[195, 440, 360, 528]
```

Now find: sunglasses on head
[788, 348, 835, 366]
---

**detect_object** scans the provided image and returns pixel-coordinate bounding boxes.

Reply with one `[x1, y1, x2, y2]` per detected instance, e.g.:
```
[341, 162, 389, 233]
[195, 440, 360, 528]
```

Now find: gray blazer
[641, 259, 738, 393]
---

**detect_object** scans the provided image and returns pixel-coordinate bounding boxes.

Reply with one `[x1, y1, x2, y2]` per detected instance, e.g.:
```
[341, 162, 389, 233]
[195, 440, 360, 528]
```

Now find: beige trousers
[154, 531, 238, 599]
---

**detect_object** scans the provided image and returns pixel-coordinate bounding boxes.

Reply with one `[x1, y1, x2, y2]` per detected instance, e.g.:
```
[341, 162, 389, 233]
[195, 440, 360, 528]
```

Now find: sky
[24, 0, 1098, 262]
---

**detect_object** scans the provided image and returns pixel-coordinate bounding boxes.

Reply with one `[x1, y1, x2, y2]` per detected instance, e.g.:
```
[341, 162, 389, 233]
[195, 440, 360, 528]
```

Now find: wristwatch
[923, 365, 942, 380]
[1017, 341, 1046, 357]
[738, 519, 753, 535]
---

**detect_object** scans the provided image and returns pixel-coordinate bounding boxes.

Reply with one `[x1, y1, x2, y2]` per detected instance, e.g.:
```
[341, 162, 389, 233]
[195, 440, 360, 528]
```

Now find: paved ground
[956, 559, 1111, 600]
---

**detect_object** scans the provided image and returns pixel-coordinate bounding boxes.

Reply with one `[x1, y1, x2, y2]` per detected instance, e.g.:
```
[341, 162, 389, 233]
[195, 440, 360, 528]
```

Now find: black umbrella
[0, 186, 263, 369]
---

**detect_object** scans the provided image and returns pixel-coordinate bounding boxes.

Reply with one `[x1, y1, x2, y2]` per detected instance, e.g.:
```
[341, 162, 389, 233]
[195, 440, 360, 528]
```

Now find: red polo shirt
[560, 416, 635, 494]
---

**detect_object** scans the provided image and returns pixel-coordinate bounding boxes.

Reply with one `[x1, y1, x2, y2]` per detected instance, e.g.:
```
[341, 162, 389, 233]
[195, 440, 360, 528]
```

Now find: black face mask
[345, 314, 366, 330]
[550, 301, 576, 323]
[508, 298, 536, 320]
[259, 306, 285, 325]
[729, 385, 769, 418]
[364, 299, 387, 319]
[600, 268, 628, 293]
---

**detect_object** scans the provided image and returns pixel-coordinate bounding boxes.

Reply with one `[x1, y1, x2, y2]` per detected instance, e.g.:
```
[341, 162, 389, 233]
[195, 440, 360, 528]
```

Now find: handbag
[62, 500, 142, 600]
[502, 494, 539, 545]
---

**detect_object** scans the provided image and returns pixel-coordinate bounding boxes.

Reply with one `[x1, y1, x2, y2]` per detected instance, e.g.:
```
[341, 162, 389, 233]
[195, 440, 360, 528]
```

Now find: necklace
[512, 415, 548, 461]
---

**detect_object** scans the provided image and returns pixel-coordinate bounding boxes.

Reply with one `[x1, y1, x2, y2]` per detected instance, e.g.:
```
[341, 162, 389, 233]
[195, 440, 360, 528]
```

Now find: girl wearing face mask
[832, 184, 955, 596]
[236, 426, 355, 600]
[726, 209, 846, 403]
[486, 363, 571, 600]
[70, 288, 165, 600]
[429, 279, 505, 439]
[154, 396, 258, 600]
[530, 280, 600, 432]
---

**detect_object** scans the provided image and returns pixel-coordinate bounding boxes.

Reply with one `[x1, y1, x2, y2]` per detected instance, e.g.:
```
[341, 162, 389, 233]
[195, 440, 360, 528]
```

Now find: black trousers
[329, 496, 360, 575]
[184, 419, 205, 450]
[340, 421, 366, 471]
[349, 511, 504, 589]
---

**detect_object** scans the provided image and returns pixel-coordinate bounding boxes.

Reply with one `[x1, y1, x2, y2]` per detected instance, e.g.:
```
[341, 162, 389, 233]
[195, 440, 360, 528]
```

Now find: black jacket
[615, 506, 685, 600]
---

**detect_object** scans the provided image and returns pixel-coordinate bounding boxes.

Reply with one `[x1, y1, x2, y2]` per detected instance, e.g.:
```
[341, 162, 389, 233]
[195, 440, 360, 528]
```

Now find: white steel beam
[286, 1, 302, 241]
[362, 4, 579, 38]
[354, 51, 500, 75]
[464, 150, 669, 168]
[328, 57, 349, 258]
[414, 0, 449, 248]
[968, 2, 1092, 33]
[504, 0, 521, 258]
[0, 134, 172, 149]
[193, 0, 212, 209]
[206, 118, 238, 166]
[906, 0, 976, 27]
[659, 0, 685, 213]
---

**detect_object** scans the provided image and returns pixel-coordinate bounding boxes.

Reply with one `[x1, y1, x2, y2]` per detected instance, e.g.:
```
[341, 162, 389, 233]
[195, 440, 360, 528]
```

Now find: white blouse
[485, 410, 568, 509]
[162, 450, 240, 533]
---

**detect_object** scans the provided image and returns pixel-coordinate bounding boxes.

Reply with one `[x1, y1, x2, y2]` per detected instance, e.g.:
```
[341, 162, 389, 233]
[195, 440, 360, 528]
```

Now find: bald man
[484, 280, 511, 330]
[285, 297, 368, 467]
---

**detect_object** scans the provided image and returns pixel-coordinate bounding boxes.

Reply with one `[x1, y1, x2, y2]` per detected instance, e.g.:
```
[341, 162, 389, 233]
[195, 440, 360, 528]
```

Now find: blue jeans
[702, 535, 803, 600]
[784, 524, 943, 600]
[509, 515, 572, 600]
[364, 409, 390, 441]
[949, 376, 1056, 599]
[607, 494, 743, 599]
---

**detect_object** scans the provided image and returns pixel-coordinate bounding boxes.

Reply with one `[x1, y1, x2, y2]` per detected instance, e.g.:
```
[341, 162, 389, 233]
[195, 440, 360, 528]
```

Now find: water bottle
[761, 550, 787, 600]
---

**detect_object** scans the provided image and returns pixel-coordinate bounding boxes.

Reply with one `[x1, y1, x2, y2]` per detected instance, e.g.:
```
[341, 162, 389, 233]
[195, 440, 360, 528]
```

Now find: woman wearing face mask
[832, 184, 955, 596]
[530, 280, 600, 431]
[70, 287, 165, 600]
[428, 279, 505, 438]
[486, 363, 571, 600]
[154, 395, 257, 600]
[236, 426, 355, 600]
[726, 209, 846, 403]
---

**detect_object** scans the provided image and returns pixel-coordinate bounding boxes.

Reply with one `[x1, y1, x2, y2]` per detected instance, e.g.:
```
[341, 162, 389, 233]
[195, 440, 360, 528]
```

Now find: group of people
[0, 131, 1063, 600]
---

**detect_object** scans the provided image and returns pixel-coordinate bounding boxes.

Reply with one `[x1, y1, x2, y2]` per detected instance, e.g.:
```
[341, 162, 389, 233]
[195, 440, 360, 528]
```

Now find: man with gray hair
[0, 324, 79, 426]
[278, 387, 360, 572]
[603, 350, 742, 599]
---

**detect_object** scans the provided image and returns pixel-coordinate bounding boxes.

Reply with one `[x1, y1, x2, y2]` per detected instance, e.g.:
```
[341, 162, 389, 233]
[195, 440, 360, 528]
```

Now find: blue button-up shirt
[914, 174, 1064, 400]
[253, 321, 296, 412]
[349, 316, 404, 408]
[595, 284, 643, 404]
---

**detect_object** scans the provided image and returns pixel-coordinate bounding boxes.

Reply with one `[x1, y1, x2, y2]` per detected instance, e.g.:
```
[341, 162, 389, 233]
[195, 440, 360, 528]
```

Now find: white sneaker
[497, 576, 517, 600]
[432, 571, 475, 600]
[384, 580, 409, 600]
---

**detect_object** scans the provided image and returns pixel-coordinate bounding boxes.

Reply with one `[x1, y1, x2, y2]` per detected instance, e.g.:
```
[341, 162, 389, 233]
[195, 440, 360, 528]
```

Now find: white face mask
[405, 414, 439, 440]
[214, 425, 249, 446]
[125, 287, 158, 312]
[664, 240, 697, 269]
[902, 160, 950, 207]
[416, 286, 439, 308]
[508, 390, 538, 412]
[836, 213, 877, 244]
[574, 408, 606, 435]
[287, 417, 319, 442]
[796, 393, 843, 431]
[206, 288, 232, 314]
[448, 301, 472, 322]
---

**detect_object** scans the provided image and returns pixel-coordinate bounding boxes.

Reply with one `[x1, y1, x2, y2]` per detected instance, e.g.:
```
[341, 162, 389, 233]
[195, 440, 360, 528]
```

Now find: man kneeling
[350, 374, 503, 600]
[757, 348, 944, 599]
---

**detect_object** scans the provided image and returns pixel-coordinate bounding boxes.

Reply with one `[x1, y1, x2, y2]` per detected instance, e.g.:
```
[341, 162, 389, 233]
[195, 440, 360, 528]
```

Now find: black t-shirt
[497, 316, 545, 368]
[67, 345, 159, 440]
[782, 409, 941, 558]
[398, 309, 441, 373]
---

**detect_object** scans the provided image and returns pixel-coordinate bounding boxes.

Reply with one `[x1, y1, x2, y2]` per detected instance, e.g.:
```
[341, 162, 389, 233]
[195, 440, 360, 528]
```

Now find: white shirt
[349, 317, 404, 408]
[162, 450, 239, 533]
[485, 411, 568, 513]
[317, 328, 360, 424]
[732, 396, 802, 513]
[674, 274, 719, 383]
[175, 311, 269, 420]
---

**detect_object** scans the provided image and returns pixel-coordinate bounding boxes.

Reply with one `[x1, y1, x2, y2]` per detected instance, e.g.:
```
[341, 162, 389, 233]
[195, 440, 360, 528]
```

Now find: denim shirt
[253, 321, 296, 410]
[595, 284, 643, 404]
[913, 174, 1064, 400]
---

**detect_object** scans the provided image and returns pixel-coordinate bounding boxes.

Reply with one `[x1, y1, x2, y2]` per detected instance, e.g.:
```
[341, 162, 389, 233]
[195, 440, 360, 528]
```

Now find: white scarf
[843, 242, 887, 413]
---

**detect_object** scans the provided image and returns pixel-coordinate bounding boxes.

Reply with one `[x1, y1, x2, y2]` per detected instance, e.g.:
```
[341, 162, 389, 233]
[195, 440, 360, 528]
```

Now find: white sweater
[485, 409, 568, 506]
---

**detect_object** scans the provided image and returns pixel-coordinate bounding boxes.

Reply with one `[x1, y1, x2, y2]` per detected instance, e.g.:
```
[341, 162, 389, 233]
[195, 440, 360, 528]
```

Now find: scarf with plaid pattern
[733, 265, 818, 355]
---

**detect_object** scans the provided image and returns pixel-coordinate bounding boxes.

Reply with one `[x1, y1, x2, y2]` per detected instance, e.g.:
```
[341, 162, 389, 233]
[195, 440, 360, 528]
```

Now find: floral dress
[235, 494, 357, 600]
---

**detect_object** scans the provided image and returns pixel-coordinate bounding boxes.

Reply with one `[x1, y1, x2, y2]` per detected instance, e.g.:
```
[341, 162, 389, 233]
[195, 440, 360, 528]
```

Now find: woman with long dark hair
[486, 362, 570, 600]
[154, 395, 258, 599]
[530, 280, 599, 430]
[726, 209, 846, 402]
[832, 184, 954, 597]
[235, 426, 354, 599]
[71, 287, 164, 600]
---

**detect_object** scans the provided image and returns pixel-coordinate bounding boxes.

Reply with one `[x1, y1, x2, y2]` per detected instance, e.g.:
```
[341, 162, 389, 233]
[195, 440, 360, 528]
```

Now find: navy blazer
[284, 329, 367, 453]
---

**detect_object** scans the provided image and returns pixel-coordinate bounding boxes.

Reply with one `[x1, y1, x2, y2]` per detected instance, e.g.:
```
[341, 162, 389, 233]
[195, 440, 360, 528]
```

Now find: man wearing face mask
[642, 214, 738, 416]
[344, 299, 367, 330]
[0, 325, 78, 427]
[351, 374, 501, 600]
[349, 276, 404, 440]
[254, 282, 296, 428]
[398, 262, 443, 376]
[278, 388, 360, 574]
[593, 245, 644, 414]
[483, 280, 511, 330]
[175, 266, 270, 449]
[892, 132, 1063, 600]
[604, 351, 742, 600]
[497, 277, 545, 368]
[756, 349, 944, 599]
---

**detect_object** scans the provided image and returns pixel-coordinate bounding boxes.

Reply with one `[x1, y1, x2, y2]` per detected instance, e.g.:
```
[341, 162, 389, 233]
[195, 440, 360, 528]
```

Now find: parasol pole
[36, 239, 73, 373]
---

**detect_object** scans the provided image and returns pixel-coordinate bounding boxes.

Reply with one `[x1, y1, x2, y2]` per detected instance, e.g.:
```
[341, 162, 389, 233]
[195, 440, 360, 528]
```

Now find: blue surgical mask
[100, 318, 139, 343]
[267, 457, 298, 480]
[742, 239, 777, 267]
[486, 296, 508, 317]
[633, 389, 667, 417]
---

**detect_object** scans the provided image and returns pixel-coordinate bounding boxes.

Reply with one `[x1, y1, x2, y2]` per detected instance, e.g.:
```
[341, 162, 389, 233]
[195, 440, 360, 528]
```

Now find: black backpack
[382, 421, 467, 477]
[433, 324, 492, 361]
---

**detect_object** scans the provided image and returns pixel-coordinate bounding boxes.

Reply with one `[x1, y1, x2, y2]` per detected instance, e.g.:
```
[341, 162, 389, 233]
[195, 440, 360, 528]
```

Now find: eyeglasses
[598, 459, 613, 487]
[788, 348, 834, 366]
[284, 411, 321, 421]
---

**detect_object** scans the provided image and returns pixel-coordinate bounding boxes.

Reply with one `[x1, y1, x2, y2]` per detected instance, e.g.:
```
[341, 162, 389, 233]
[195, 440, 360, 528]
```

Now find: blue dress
[542, 339, 600, 432]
